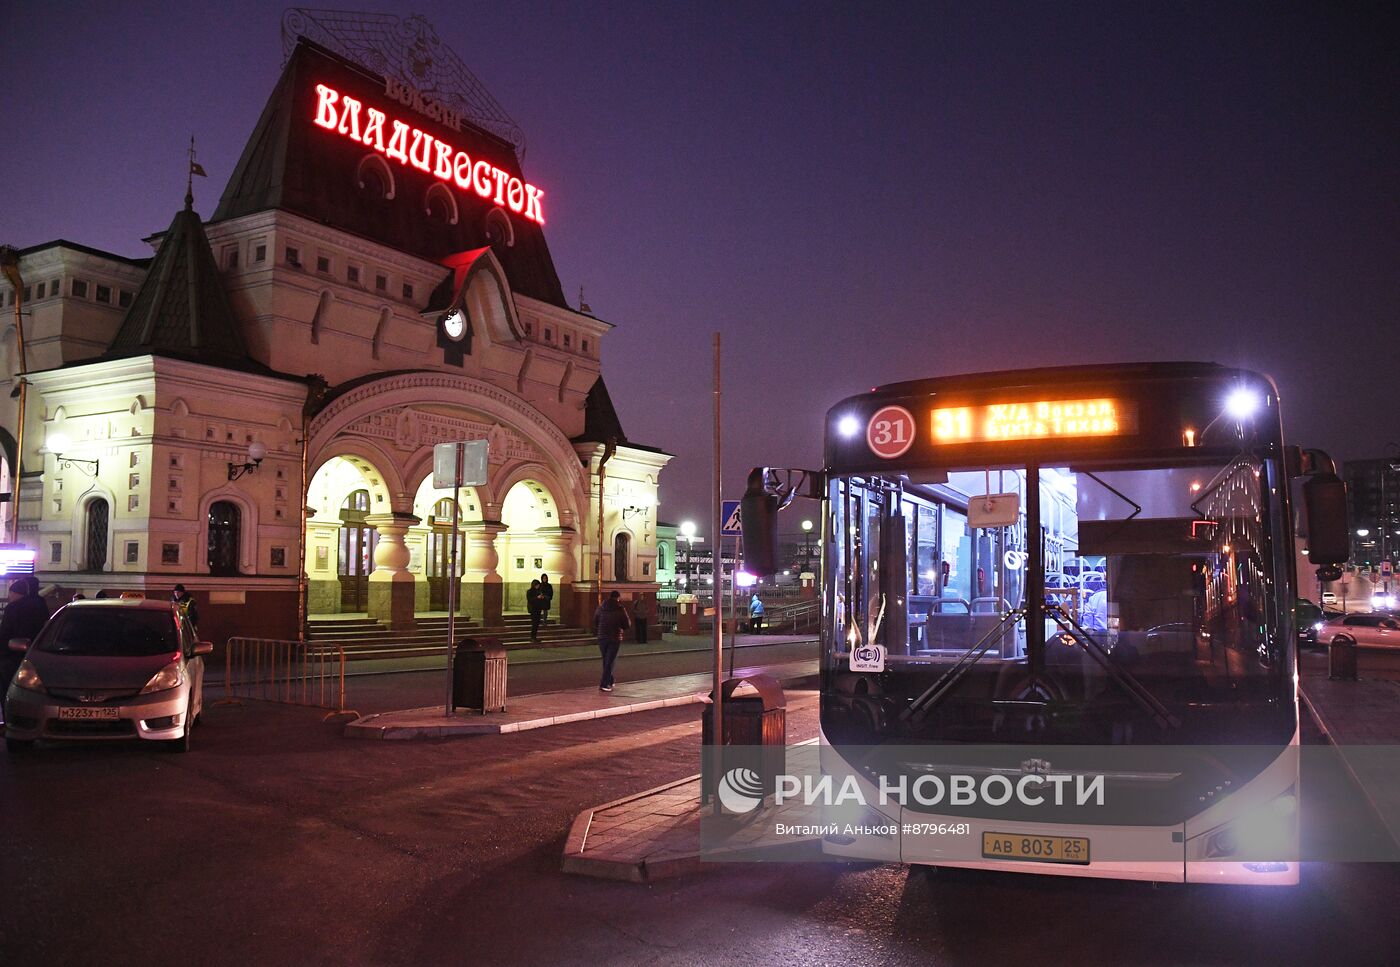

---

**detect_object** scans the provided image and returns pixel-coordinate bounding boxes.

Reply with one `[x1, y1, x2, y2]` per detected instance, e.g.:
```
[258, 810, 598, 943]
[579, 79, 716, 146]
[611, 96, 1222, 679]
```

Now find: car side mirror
[8, 638, 31, 654]
[194, 641, 214, 657]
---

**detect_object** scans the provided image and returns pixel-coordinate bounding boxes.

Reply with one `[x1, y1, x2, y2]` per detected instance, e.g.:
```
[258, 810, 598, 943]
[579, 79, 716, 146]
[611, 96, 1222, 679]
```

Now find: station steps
[306, 613, 597, 662]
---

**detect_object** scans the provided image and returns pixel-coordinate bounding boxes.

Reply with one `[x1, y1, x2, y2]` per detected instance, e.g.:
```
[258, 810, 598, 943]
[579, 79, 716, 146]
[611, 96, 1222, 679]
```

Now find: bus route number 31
[867, 405, 917, 459]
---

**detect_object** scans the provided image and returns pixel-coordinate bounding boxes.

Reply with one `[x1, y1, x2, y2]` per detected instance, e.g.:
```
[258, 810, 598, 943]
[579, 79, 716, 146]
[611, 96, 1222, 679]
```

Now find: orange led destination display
[930, 398, 1136, 445]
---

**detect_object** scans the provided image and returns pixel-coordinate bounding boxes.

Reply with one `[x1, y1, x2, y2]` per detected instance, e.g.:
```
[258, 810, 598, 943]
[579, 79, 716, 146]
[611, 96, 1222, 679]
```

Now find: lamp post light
[801, 518, 814, 572]
[228, 441, 268, 481]
[44, 433, 99, 478]
[680, 520, 696, 590]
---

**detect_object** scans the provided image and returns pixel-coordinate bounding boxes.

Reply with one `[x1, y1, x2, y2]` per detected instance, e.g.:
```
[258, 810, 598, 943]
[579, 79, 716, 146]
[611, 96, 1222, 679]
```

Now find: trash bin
[453, 637, 507, 713]
[634, 615, 649, 644]
[701, 675, 786, 805]
[1329, 636, 1357, 681]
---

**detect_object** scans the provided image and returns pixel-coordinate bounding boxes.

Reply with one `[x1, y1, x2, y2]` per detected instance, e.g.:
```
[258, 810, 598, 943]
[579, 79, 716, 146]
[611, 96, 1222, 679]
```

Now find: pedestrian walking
[526, 578, 544, 642]
[748, 592, 766, 633]
[592, 590, 630, 692]
[538, 573, 554, 629]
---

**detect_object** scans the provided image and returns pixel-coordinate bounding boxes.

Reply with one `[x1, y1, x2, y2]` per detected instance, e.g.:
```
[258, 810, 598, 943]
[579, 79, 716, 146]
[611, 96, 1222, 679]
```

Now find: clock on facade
[443, 309, 466, 341]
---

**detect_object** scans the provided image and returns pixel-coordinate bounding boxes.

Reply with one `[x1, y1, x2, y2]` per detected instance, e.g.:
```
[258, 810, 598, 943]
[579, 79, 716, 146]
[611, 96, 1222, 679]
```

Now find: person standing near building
[749, 592, 766, 633]
[526, 579, 544, 643]
[0, 578, 51, 721]
[592, 590, 630, 692]
[172, 583, 199, 630]
[538, 573, 554, 629]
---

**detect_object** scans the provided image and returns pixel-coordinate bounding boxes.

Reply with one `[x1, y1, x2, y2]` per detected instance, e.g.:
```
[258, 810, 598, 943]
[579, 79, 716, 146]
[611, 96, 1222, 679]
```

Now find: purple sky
[4, 2, 1397, 531]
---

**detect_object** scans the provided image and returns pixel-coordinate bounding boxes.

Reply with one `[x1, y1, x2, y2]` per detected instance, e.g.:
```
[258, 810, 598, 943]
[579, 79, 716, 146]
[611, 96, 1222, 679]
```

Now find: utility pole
[710, 332, 724, 813]
[0, 246, 28, 545]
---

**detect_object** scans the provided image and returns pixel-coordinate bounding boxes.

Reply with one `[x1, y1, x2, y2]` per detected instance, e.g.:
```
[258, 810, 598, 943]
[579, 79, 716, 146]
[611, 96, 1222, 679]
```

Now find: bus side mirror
[1303, 472, 1349, 567]
[741, 467, 781, 577]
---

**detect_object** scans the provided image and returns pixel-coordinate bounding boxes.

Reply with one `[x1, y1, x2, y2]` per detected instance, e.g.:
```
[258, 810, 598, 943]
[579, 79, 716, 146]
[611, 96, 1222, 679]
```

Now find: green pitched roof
[105, 201, 256, 369]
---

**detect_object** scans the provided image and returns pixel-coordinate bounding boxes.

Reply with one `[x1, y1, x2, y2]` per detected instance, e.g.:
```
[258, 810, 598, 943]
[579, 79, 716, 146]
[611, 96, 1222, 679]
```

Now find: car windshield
[34, 608, 179, 657]
[824, 453, 1295, 745]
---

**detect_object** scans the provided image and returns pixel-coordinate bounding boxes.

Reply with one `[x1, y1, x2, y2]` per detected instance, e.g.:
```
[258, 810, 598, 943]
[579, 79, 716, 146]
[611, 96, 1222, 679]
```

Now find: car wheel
[6, 737, 34, 753]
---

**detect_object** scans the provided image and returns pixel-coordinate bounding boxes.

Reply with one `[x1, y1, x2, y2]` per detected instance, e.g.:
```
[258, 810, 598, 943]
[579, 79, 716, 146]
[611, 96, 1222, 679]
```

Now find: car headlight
[1313, 622, 1324, 632]
[12, 659, 44, 694]
[139, 660, 185, 695]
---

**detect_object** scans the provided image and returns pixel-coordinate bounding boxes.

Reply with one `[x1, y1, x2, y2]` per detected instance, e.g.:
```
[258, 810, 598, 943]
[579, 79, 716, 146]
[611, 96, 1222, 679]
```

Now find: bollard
[1328, 636, 1357, 681]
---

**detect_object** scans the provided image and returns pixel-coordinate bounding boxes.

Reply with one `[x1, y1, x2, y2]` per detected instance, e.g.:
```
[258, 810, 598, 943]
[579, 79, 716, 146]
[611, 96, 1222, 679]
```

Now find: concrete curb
[561, 775, 701, 882]
[341, 661, 819, 741]
[344, 693, 705, 740]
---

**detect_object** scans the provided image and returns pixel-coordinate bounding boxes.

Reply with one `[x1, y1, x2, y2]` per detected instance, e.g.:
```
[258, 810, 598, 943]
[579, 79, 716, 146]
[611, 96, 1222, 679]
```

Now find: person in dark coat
[172, 583, 199, 630]
[538, 573, 554, 628]
[0, 577, 51, 711]
[526, 579, 544, 643]
[592, 591, 630, 692]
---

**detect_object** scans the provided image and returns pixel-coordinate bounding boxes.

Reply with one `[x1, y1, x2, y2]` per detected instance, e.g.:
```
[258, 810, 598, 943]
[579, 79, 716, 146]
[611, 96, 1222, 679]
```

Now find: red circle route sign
[867, 405, 917, 459]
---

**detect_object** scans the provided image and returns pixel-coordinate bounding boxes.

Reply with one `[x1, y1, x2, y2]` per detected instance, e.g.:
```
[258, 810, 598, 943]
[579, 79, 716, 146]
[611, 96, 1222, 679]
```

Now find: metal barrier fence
[656, 598, 821, 634]
[221, 638, 356, 719]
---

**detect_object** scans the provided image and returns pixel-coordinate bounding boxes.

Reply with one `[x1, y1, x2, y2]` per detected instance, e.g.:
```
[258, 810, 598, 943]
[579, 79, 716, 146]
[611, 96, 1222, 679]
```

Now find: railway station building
[0, 28, 670, 646]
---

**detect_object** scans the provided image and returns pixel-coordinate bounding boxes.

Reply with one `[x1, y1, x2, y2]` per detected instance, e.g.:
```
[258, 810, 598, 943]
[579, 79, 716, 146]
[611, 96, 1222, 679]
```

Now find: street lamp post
[801, 518, 813, 572]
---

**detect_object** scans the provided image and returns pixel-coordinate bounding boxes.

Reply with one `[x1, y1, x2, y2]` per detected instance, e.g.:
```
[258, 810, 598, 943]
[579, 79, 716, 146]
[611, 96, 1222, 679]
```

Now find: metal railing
[656, 597, 821, 635]
[221, 637, 356, 720]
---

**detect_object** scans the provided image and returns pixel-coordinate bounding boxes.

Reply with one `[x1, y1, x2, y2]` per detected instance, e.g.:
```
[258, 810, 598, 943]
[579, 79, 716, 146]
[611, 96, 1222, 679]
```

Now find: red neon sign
[313, 83, 545, 225]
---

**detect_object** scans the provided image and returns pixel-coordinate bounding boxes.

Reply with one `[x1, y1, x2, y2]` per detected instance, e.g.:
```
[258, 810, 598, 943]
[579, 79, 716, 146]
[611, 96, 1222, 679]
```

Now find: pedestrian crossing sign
[721, 500, 743, 536]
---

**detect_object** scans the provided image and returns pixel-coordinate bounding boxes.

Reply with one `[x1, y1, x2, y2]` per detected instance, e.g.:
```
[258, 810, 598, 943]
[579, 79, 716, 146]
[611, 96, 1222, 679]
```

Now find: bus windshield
[824, 453, 1295, 746]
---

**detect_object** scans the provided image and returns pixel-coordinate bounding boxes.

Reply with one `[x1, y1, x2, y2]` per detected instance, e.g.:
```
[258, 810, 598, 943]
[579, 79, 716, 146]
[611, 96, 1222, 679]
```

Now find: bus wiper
[1045, 605, 1181, 730]
[901, 609, 1025, 725]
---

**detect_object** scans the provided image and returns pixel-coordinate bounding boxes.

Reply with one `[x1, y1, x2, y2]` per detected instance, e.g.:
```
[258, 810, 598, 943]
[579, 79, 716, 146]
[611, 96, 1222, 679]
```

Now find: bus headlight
[1203, 789, 1298, 860]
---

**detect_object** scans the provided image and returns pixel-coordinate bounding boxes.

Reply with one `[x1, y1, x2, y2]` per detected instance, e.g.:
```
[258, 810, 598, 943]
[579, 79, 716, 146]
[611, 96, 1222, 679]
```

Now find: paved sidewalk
[1300, 667, 1400, 847]
[561, 726, 823, 883]
[343, 659, 818, 739]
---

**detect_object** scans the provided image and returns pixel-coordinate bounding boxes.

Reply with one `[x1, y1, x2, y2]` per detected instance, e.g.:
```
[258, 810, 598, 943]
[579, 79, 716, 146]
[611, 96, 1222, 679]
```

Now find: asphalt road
[2, 667, 1398, 966]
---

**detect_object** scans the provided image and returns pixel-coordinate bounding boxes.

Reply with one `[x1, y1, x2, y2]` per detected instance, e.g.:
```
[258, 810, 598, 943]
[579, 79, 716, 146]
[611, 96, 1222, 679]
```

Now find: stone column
[538, 526, 578, 626]
[461, 520, 506, 627]
[365, 512, 420, 630]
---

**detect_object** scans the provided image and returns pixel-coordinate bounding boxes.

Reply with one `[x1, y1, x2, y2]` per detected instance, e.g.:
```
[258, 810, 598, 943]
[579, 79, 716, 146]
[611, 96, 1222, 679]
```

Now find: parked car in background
[1319, 612, 1400, 651]
[4, 599, 211, 753]
[1294, 599, 1341, 648]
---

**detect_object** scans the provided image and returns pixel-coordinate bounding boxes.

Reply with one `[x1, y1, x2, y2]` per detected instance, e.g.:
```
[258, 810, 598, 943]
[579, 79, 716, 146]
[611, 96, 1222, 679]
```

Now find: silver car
[1320, 612, 1400, 650]
[4, 599, 211, 753]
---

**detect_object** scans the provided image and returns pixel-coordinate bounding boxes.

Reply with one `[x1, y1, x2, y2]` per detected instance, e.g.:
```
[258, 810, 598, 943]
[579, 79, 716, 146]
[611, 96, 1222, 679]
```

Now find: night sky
[3, 1, 1396, 530]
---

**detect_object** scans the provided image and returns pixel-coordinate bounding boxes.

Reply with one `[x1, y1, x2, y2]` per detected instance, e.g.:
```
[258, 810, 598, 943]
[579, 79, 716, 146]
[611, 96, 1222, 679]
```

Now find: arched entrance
[338, 489, 375, 610]
[500, 478, 560, 612]
[409, 474, 483, 614]
[305, 455, 394, 616]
